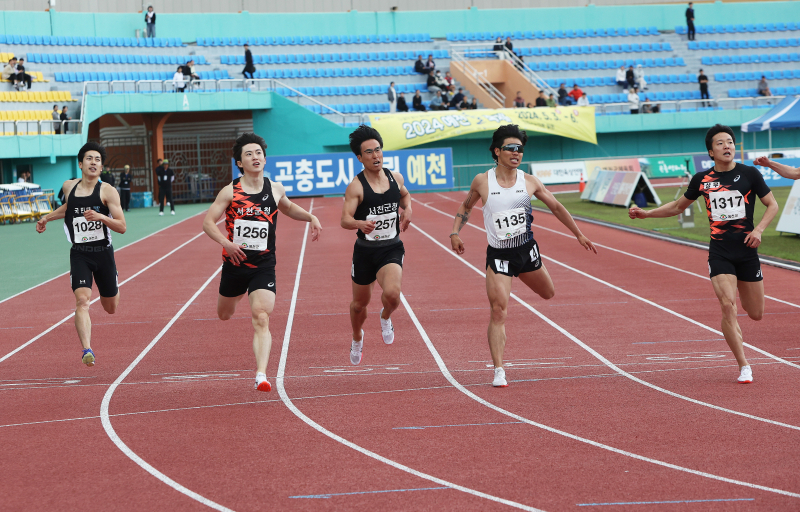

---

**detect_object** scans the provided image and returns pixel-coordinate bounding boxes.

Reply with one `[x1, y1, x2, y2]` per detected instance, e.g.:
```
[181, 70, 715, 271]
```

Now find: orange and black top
[684, 163, 770, 241]
[223, 177, 278, 267]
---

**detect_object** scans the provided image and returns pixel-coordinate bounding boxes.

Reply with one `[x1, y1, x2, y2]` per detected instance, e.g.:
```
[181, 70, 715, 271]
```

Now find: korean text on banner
[776, 180, 800, 235]
[529, 161, 586, 185]
[640, 156, 694, 178]
[233, 148, 453, 197]
[367, 107, 597, 151]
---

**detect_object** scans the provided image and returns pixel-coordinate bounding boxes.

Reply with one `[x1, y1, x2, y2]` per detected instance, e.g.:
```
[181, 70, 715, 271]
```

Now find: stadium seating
[676, 22, 799, 34]
[0, 35, 184, 47]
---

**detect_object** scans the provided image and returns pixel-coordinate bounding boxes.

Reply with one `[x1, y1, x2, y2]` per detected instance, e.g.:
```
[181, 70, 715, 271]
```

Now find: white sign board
[529, 161, 586, 185]
[776, 180, 800, 235]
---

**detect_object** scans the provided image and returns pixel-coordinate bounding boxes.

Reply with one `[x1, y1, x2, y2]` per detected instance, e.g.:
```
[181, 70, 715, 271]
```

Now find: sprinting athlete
[630, 124, 779, 383]
[450, 125, 597, 387]
[341, 125, 412, 365]
[36, 142, 127, 366]
[752, 156, 800, 180]
[203, 133, 321, 392]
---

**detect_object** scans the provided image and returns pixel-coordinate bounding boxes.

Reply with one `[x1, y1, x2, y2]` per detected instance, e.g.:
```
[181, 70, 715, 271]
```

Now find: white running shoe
[737, 365, 753, 384]
[380, 308, 394, 345]
[254, 372, 271, 392]
[493, 367, 508, 387]
[171, 211, 175, 215]
[350, 330, 364, 365]
[159, 212, 164, 216]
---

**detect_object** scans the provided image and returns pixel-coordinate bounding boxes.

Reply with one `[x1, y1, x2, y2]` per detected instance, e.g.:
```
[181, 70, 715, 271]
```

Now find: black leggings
[158, 186, 174, 212]
[120, 189, 131, 211]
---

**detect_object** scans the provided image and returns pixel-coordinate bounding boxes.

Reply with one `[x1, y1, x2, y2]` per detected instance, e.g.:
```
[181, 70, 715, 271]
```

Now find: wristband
[449, 232, 459, 237]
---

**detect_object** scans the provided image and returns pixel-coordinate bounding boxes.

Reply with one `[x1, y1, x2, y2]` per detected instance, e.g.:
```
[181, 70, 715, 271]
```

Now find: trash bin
[143, 191, 152, 208]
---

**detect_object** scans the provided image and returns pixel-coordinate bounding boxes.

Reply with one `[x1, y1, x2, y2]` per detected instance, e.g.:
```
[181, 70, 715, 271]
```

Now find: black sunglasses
[500, 144, 524, 153]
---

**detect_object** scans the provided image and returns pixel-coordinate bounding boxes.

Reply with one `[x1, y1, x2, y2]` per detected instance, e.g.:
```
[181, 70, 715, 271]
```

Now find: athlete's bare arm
[341, 178, 376, 233]
[203, 183, 247, 265]
[273, 182, 322, 242]
[393, 171, 412, 232]
[745, 191, 779, 248]
[530, 175, 597, 253]
[450, 173, 487, 254]
[36, 179, 78, 233]
[629, 196, 694, 219]
[753, 156, 800, 180]
[87, 183, 126, 234]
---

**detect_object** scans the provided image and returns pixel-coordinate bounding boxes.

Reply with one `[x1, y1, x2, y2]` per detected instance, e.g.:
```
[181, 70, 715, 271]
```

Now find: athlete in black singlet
[36, 142, 127, 366]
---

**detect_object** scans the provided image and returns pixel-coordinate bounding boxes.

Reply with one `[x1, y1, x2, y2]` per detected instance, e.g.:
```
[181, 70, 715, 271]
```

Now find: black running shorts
[486, 238, 542, 277]
[708, 239, 762, 282]
[351, 240, 405, 286]
[219, 261, 277, 297]
[70, 245, 119, 297]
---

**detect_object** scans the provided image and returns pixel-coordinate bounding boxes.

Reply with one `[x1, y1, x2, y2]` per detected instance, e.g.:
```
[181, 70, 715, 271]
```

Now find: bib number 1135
[492, 208, 527, 239]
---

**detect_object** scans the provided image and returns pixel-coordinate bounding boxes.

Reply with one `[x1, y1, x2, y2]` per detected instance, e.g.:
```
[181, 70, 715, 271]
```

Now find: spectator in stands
[449, 88, 466, 110]
[505, 37, 514, 54]
[514, 91, 525, 108]
[514, 52, 525, 71]
[568, 84, 584, 104]
[397, 92, 409, 112]
[414, 55, 426, 74]
[15, 58, 32, 90]
[535, 91, 548, 107]
[145, 5, 156, 38]
[635, 64, 647, 91]
[183, 59, 200, 89]
[388, 81, 397, 113]
[52, 105, 61, 134]
[698, 69, 709, 106]
[426, 70, 441, 93]
[628, 87, 640, 114]
[429, 90, 446, 110]
[3, 57, 19, 89]
[616, 65, 627, 89]
[686, 2, 695, 41]
[434, 70, 448, 91]
[60, 106, 71, 133]
[119, 165, 132, 212]
[424, 55, 435, 73]
[626, 65, 636, 89]
[547, 93, 557, 107]
[172, 66, 186, 92]
[577, 92, 590, 107]
[412, 90, 426, 111]
[444, 71, 454, 92]
[493, 37, 505, 59]
[557, 83, 573, 106]
[467, 97, 479, 109]
[243, 45, 256, 79]
[758, 76, 772, 97]
[17, 171, 30, 183]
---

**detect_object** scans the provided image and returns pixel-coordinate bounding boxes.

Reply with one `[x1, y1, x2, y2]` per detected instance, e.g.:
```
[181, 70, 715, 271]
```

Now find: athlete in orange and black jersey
[223, 176, 278, 268]
[684, 162, 771, 241]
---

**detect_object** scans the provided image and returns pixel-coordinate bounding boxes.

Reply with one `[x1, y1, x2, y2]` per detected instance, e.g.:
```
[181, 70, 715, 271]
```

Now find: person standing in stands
[396, 92, 409, 112]
[388, 81, 397, 113]
[52, 105, 61, 134]
[699, 69, 710, 106]
[172, 66, 186, 92]
[514, 91, 525, 108]
[504, 37, 514, 55]
[145, 5, 156, 38]
[60, 106, 71, 134]
[156, 158, 175, 216]
[686, 2, 695, 41]
[243, 44, 256, 80]
[535, 90, 548, 107]
[628, 87, 641, 114]
[493, 37, 505, 59]
[119, 165, 132, 212]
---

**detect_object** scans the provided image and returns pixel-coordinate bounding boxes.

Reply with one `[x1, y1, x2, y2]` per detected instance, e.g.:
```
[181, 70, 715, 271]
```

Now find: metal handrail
[449, 47, 505, 107]
[501, 47, 558, 98]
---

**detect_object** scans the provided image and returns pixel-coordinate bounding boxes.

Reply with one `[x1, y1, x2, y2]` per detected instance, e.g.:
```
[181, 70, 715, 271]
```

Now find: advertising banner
[776, 180, 800, 235]
[691, 151, 743, 174]
[529, 161, 586, 185]
[367, 107, 597, 151]
[639, 156, 694, 178]
[581, 158, 641, 200]
[233, 148, 453, 197]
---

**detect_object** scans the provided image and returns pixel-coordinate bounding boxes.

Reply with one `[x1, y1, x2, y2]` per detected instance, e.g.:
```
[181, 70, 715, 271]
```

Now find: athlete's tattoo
[455, 211, 470, 231]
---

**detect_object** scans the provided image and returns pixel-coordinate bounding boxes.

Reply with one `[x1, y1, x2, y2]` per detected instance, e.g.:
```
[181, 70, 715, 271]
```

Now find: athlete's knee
[382, 288, 401, 307]
[745, 308, 764, 321]
[490, 303, 507, 324]
[218, 309, 233, 321]
[718, 298, 737, 318]
[351, 299, 368, 314]
[102, 301, 117, 315]
[252, 310, 270, 329]
[75, 295, 91, 311]
[538, 287, 555, 300]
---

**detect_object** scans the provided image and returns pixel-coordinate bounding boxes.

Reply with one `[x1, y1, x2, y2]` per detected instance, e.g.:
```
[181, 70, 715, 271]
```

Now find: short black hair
[490, 125, 528, 162]
[78, 142, 106, 164]
[349, 125, 383, 156]
[233, 132, 268, 167]
[705, 124, 735, 150]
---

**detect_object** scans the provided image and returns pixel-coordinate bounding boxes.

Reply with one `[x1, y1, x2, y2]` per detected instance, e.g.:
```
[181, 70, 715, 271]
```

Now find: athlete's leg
[737, 280, 765, 321]
[100, 292, 119, 314]
[518, 263, 555, 300]
[375, 263, 402, 320]
[486, 266, 513, 368]
[217, 293, 246, 320]
[249, 289, 276, 374]
[350, 282, 372, 342]
[711, 274, 749, 368]
[74, 287, 93, 350]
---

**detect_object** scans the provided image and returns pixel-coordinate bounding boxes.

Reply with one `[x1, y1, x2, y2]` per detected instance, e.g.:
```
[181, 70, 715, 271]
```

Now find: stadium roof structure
[741, 95, 800, 132]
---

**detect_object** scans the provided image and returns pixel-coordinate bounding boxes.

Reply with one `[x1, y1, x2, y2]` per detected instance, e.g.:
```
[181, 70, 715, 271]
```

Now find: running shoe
[159, 212, 164, 216]
[493, 367, 508, 387]
[254, 372, 271, 392]
[350, 330, 364, 365]
[737, 365, 753, 384]
[171, 211, 175, 216]
[380, 308, 394, 345]
[82, 348, 95, 367]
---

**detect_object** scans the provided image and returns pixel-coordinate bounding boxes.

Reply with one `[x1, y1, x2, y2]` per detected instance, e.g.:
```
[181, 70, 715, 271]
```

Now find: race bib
[233, 219, 269, 251]
[492, 208, 527, 239]
[72, 217, 105, 243]
[709, 190, 745, 221]
[366, 212, 397, 241]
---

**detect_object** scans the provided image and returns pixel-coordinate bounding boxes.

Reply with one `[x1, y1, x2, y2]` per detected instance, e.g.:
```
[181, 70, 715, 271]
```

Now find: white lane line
[410, 222, 800, 431]
[0, 209, 208, 305]
[100, 265, 230, 512]
[415, 198, 800, 371]
[275, 200, 544, 512]
[399, 290, 800, 499]
[0, 219, 222, 364]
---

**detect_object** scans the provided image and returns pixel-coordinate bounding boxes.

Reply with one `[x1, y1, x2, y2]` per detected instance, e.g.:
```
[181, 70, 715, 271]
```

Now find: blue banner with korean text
[233, 148, 453, 197]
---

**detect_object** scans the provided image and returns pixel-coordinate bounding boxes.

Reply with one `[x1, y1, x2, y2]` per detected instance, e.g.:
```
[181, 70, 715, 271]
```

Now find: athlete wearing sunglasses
[450, 124, 597, 387]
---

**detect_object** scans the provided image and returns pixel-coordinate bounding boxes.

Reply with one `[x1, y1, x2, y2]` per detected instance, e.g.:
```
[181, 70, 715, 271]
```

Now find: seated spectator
[15, 58, 32, 90]
[444, 71, 454, 91]
[568, 84, 583, 103]
[466, 97, 479, 109]
[577, 92, 590, 106]
[652, 103, 661, 113]
[535, 90, 548, 107]
[449, 87, 465, 110]
[397, 92, 409, 112]
[172, 66, 186, 92]
[616, 65, 627, 88]
[3, 58, 19, 89]
[628, 87, 640, 114]
[424, 55, 435, 73]
[434, 70, 448, 90]
[514, 91, 525, 108]
[546, 93, 557, 108]
[558, 83, 574, 105]
[412, 90, 426, 111]
[635, 64, 647, 91]
[426, 70, 441, 93]
[414, 55, 426, 74]
[758, 76, 772, 96]
[493, 37, 505, 59]
[429, 90, 447, 110]
[626, 65, 636, 89]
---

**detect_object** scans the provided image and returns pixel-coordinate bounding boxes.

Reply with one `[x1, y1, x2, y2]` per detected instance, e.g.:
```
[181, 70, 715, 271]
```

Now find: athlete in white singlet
[450, 125, 598, 387]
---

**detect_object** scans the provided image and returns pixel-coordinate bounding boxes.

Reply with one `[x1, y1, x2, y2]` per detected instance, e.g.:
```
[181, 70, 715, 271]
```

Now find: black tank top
[224, 177, 279, 268]
[64, 180, 111, 247]
[354, 168, 401, 245]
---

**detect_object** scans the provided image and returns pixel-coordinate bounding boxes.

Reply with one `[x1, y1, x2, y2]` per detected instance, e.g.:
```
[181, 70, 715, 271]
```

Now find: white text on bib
[709, 190, 745, 221]
[233, 219, 269, 251]
[492, 208, 527, 239]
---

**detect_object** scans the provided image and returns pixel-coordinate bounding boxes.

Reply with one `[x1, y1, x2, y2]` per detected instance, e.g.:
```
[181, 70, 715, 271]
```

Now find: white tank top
[482, 168, 533, 249]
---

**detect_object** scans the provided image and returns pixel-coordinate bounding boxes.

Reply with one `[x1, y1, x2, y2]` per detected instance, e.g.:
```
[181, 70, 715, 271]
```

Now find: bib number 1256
[233, 219, 269, 250]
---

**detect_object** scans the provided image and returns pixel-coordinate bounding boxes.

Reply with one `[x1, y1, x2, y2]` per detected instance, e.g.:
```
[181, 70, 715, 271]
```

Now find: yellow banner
[368, 107, 597, 150]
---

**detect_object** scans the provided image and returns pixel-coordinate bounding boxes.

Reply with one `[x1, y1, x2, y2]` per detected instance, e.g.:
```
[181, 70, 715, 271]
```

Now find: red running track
[1, 194, 799, 511]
